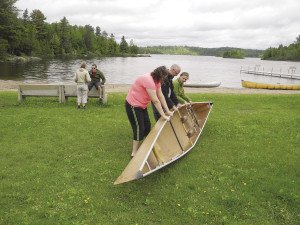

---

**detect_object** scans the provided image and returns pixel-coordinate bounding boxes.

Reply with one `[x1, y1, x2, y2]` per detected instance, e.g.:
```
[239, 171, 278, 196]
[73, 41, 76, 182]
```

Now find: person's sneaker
[77, 105, 81, 109]
[82, 106, 86, 110]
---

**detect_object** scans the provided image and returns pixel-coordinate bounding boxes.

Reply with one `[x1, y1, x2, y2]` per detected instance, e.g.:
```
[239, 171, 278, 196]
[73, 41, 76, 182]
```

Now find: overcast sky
[16, 0, 300, 50]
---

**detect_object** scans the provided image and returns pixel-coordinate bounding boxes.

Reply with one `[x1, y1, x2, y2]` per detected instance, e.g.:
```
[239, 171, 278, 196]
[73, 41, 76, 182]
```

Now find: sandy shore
[0, 80, 299, 94]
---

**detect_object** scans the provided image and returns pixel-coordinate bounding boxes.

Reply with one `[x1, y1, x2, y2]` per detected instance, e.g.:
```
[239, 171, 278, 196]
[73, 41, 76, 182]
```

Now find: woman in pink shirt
[126, 66, 173, 157]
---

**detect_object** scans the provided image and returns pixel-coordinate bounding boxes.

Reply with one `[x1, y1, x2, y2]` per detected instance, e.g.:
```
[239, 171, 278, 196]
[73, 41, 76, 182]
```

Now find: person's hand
[162, 115, 171, 121]
[166, 110, 174, 117]
[177, 103, 182, 108]
[172, 106, 178, 111]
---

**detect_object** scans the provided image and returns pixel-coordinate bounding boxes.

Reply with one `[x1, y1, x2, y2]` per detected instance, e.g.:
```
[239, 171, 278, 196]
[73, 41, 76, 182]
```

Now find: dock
[240, 66, 300, 80]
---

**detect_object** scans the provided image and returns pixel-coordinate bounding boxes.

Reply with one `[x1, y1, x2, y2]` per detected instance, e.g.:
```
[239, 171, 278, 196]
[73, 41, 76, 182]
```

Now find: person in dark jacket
[152, 64, 181, 121]
[88, 64, 106, 95]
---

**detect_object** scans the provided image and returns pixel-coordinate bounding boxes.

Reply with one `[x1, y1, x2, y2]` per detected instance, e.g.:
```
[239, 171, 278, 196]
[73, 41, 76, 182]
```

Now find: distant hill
[138, 46, 263, 58]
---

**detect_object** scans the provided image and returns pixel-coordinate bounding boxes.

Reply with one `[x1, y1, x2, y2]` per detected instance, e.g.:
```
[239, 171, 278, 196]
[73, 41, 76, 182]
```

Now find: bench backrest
[19, 84, 61, 96]
[18, 84, 106, 103]
[63, 84, 100, 97]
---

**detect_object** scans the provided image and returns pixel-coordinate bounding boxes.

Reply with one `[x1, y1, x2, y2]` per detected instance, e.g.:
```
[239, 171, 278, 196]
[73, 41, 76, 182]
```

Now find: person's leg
[143, 108, 151, 138]
[95, 81, 101, 96]
[125, 101, 144, 156]
[88, 81, 93, 91]
[77, 85, 81, 108]
[82, 85, 88, 108]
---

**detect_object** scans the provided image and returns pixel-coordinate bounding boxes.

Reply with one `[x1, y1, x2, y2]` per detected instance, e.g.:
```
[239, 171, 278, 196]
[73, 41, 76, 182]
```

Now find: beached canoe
[241, 80, 300, 90]
[183, 81, 221, 88]
[114, 102, 213, 185]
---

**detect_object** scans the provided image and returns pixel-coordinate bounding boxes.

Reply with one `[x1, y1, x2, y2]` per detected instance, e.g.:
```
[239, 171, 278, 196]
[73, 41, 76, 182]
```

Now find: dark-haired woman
[125, 66, 173, 157]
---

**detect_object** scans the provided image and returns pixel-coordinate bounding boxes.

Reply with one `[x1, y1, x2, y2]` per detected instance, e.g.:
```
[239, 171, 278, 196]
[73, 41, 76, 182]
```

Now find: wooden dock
[240, 66, 300, 80]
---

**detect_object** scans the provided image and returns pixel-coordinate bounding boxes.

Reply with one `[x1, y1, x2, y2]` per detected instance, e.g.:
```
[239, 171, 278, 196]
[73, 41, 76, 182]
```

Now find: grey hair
[170, 64, 181, 72]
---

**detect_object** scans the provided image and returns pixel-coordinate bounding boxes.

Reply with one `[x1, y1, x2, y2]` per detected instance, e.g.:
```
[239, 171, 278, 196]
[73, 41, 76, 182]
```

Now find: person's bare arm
[146, 88, 172, 120]
[156, 88, 174, 116]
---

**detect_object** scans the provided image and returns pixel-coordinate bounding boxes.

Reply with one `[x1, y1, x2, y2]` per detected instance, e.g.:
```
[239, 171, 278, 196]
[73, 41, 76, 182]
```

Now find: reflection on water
[0, 55, 299, 88]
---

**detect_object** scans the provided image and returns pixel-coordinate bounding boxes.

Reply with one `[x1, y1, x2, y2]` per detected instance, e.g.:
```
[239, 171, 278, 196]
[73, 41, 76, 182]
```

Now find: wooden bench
[18, 84, 107, 104]
[18, 84, 64, 103]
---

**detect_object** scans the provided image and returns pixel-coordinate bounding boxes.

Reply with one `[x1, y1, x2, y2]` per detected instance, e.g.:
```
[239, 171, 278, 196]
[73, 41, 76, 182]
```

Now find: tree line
[222, 49, 245, 59]
[0, 0, 138, 60]
[138, 46, 263, 58]
[261, 35, 300, 61]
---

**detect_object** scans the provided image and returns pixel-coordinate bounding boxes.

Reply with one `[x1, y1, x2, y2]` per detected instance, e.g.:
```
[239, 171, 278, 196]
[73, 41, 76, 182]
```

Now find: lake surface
[1, 55, 300, 88]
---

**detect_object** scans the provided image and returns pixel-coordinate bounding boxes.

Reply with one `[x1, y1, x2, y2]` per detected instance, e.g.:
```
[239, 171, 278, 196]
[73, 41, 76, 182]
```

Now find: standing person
[173, 72, 192, 104]
[88, 64, 106, 95]
[152, 64, 181, 121]
[74, 62, 91, 109]
[126, 66, 174, 157]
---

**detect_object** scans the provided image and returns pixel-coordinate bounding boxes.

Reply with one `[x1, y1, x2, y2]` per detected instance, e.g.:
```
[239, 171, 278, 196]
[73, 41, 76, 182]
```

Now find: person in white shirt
[74, 62, 91, 109]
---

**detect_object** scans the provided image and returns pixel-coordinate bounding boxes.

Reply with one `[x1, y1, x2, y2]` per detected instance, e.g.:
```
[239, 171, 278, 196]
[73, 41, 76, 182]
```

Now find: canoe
[183, 81, 221, 88]
[114, 102, 213, 185]
[241, 80, 300, 90]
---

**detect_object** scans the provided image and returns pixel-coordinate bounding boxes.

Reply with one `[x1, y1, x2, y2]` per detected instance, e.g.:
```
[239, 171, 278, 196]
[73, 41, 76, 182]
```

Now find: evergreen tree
[83, 25, 95, 52]
[30, 9, 48, 41]
[96, 26, 101, 36]
[120, 36, 128, 54]
[22, 8, 29, 22]
[295, 35, 300, 44]
[129, 39, 138, 54]
[0, 0, 19, 56]
[102, 30, 108, 38]
[58, 17, 71, 55]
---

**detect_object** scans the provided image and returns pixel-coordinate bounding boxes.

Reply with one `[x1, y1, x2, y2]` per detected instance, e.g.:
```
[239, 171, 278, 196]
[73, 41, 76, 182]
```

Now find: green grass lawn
[0, 91, 299, 225]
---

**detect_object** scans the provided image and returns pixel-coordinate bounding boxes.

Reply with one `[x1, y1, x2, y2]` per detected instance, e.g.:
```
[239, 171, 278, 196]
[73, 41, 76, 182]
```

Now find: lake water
[0, 55, 300, 88]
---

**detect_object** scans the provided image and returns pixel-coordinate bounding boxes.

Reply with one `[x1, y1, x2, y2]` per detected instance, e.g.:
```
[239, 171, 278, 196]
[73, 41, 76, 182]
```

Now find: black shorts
[88, 80, 100, 90]
[125, 101, 151, 141]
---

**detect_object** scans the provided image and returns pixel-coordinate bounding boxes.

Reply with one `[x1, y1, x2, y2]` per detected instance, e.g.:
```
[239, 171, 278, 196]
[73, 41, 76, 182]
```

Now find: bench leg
[18, 87, 24, 102]
[59, 85, 66, 103]
[102, 94, 108, 104]
[99, 85, 107, 104]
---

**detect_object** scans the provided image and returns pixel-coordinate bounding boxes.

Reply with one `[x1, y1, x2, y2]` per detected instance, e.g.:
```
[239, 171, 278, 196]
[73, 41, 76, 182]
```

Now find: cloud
[16, 0, 300, 49]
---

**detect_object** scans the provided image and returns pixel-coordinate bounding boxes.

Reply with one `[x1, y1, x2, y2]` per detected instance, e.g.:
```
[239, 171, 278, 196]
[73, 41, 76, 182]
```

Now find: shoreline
[0, 80, 299, 94]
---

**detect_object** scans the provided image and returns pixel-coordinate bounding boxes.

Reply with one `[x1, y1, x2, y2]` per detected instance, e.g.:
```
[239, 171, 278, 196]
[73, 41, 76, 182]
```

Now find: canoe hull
[241, 80, 300, 90]
[114, 102, 213, 185]
[184, 82, 221, 88]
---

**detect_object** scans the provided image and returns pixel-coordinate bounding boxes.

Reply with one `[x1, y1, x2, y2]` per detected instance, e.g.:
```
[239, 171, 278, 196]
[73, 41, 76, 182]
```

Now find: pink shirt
[126, 73, 161, 109]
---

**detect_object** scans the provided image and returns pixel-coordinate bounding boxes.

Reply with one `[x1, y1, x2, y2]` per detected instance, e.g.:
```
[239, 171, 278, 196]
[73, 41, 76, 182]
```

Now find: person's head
[80, 62, 87, 68]
[91, 64, 97, 71]
[169, 64, 181, 77]
[179, 72, 189, 83]
[151, 66, 169, 83]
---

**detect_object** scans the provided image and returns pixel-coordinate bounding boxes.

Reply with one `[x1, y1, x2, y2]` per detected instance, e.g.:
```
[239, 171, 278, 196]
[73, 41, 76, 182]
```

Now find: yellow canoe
[241, 80, 300, 90]
[114, 102, 213, 185]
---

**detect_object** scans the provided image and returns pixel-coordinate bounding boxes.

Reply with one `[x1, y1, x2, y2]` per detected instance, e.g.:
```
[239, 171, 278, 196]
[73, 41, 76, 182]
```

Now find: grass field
[0, 91, 299, 225]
